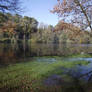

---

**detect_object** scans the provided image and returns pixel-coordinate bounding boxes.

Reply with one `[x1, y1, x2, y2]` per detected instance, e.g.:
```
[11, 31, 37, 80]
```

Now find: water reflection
[0, 43, 92, 65]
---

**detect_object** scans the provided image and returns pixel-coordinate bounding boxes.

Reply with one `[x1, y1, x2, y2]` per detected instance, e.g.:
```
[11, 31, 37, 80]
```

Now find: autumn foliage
[51, 0, 92, 31]
[54, 21, 90, 43]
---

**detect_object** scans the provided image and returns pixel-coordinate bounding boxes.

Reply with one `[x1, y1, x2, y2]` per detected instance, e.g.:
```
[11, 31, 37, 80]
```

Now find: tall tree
[51, 0, 92, 31]
[20, 16, 38, 39]
[21, 16, 38, 33]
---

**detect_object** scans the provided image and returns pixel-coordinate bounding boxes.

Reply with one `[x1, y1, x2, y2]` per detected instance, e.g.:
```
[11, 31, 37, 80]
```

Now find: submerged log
[79, 70, 92, 81]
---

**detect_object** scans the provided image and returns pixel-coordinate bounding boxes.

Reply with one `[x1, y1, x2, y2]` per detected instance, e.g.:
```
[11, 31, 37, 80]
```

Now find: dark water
[0, 42, 92, 65]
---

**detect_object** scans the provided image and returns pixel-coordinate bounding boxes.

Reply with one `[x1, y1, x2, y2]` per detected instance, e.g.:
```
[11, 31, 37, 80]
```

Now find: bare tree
[51, 0, 92, 32]
[0, 0, 22, 13]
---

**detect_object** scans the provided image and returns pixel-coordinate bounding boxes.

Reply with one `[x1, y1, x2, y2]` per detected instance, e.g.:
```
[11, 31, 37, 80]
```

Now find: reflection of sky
[22, 0, 59, 26]
[67, 57, 92, 81]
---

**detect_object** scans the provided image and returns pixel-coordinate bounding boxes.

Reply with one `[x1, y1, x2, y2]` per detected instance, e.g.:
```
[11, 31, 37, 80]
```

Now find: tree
[0, 12, 38, 40]
[51, 0, 92, 32]
[21, 16, 38, 32]
[20, 16, 38, 39]
[0, 0, 21, 13]
[36, 23, 55, 43]
[0, 12, 8, 26]
[1, 20, 16, 38]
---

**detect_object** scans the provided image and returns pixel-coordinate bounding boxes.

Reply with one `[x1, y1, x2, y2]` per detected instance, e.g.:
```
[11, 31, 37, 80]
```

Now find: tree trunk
[75, 0, 92, 32]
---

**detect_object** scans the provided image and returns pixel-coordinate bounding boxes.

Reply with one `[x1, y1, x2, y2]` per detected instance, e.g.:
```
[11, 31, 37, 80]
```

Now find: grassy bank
[0, 57, 91, 92]
[69, 54, 92, 58]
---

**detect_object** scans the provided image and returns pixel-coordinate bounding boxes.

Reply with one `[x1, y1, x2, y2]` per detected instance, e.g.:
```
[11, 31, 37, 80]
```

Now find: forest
[0, 12, 92, 44]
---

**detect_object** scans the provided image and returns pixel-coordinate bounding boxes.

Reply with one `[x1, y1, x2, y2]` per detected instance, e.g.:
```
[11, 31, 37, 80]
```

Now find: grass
[34, 53, 92, 58]
[0, 57, 91, 92]
[70, 54, 92, 58]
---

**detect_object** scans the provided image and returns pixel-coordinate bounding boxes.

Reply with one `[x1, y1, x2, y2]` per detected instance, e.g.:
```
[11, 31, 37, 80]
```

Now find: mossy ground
[0, 56, 91, 92]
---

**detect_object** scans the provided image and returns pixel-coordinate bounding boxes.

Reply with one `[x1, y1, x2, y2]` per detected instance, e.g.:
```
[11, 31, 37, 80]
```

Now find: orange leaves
[55, 21, 76, 31]
[51, 0, 72, 15]
[1, 21, 17, 35]
[54, 21, 89, 40]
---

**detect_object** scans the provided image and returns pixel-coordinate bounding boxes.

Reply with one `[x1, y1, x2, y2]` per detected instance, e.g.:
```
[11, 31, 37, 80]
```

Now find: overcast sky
[22, 0, 59, 26]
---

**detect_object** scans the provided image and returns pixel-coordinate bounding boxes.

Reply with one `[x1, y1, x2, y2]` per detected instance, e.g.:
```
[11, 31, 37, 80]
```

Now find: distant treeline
[0, 12, 92, 44]
[31, 21, 92, 44]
